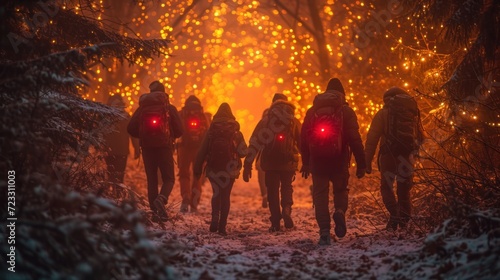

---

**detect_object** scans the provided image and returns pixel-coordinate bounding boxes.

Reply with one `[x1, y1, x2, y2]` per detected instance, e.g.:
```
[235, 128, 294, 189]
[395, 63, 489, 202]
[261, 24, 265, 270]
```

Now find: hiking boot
[153, 195, 168, 221]
[333, 210, 346, 238]
[262, 196, 268, 208]
[282, 207, 294, 229]
[180, 203, 189, 213]
[209, 214, 219, 232]
[318, 230, 331, 245]
[218, 228, 227, 236]
[191, 205, 198, 213]
[218, 219, 228, 236]
[386, 216, 398, 232]
[269, 225, 281, 233]
[399, 221, 408, 230]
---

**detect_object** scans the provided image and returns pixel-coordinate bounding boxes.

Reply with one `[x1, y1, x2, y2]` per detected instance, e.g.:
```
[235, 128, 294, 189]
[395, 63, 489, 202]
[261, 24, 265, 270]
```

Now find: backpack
[308, 90, 344, 159]
[182, 109, 207, 146]
[385, 94, 420, 155]
[261, 105, 297, 165]
[138, 92, 171, 148]
[207, 121, 238, 172]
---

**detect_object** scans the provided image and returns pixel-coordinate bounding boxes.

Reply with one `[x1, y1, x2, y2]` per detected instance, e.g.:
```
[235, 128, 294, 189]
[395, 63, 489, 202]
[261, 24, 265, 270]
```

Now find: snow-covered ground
[125, 159, 500, 279]
[128, 159, 446, 279]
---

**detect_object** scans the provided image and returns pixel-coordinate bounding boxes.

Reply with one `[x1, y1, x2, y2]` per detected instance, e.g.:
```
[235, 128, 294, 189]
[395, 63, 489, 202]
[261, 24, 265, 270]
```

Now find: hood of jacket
[213, 102, 236, 122]
[325, 78, 345, 95]
[270, 99, 296, 114]
[184, 95, 203, 110]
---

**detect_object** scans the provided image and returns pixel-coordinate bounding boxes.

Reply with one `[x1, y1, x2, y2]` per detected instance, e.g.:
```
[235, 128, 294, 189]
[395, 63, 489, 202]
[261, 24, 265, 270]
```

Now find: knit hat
[149, 80, 165, 92]
[325, 78, 345, 95]
[272, 93, 287, 103]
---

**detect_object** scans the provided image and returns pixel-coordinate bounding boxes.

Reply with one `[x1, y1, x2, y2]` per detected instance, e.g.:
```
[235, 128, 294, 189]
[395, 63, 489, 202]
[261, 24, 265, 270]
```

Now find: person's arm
[168, 105, 184, 139]
[193, 131, 209, 179]
[300, 109, 312, 168]
[234, 129, 248, 159]
[365, 109, 385, 172]
[131, 137, 140, 158]
[343, 107, 366, 170]
[127, 107, 141, 138]
[243, 119, 265, 169]
[293, 118, 302, 152]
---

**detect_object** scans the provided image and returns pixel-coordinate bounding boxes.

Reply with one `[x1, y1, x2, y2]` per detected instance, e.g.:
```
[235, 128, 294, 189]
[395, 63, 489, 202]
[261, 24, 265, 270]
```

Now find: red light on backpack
[277, 133, 285, 141]
[151, 118, 159, 125]
[316, 124, 332, 136]
[189, 120, 198, 127]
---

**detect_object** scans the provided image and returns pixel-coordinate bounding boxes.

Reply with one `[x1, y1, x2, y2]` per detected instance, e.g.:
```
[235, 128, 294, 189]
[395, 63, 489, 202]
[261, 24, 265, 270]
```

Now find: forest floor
[123, 158, 498, 280]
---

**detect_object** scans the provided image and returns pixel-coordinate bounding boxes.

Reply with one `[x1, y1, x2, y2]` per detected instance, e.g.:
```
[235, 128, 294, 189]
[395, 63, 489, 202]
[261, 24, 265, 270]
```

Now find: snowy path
[127, 163, 424, 279]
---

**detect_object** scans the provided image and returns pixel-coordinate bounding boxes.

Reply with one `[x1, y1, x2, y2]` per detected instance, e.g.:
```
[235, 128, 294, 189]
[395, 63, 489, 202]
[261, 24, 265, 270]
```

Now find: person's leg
[280, 170, 295, 229]
[331, 170, 349, 238]
[158, 147, 175, 199]
[105, 155, 117, 183]
[331, 170, 349, 213]
[142, 148, 159, 212]
[208, 177, 222, 232]
[115, 155, 128, 184]
[265, 171, 282, 231]
[379, 153, 399, 230]
[218, 178, 235, 235]
[190, 148, 203, 211]
[177, 146, 191, 212]
[396, 155, 414, 228]
[257, 168, 267, 208]
[312, 173, 331, 236]
[148, 147, 173, 220]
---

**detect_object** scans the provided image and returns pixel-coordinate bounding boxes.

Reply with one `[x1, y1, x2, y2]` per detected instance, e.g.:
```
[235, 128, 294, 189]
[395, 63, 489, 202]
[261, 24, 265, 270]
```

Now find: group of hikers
[104, 78, 424, 245]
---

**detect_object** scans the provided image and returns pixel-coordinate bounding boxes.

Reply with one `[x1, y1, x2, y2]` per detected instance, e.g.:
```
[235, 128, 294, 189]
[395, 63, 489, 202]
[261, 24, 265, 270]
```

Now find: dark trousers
[105, 155, 127, 183]
[265, 170, 295, 227]
[142, 147, 175, 212]
[379, 153, 414, 224]
[312, 170, 349, 232]
[257, 168, 267, 199]
[209, 177, 235, 230]
[178, 145, 204, 208]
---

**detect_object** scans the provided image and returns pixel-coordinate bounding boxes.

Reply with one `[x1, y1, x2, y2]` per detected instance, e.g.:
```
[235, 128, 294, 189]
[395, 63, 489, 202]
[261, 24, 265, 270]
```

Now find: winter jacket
[194, 103, 247, 179]
[104, 110, 139, 156]
[301, 93, 366, 174]
[127, 91, 183, 147]
[244, 100, 301, 172]
[365, 108, 388, 167]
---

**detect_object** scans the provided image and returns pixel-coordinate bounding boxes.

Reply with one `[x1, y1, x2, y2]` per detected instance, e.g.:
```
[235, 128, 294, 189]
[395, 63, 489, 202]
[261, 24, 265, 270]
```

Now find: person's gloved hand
[356, 167, 366, 179]
[243, 168, 252, 182]
[300, 165, 310, 179]
[366, 164, 372, 174]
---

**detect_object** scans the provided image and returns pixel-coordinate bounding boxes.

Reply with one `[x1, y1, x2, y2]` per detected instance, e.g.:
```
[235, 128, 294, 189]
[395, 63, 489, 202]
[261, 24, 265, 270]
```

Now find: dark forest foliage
[398, 0, 500, 238]
[0, 1, 178, 279]
[0, 0, 498, 278]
